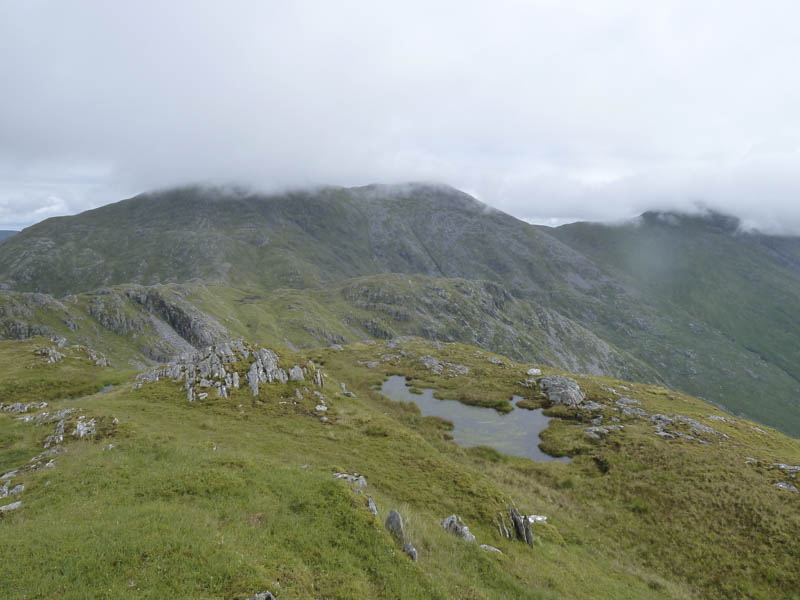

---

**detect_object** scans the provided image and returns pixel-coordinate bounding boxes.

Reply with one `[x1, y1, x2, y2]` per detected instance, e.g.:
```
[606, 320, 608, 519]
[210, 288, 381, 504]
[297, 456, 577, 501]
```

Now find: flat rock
[0, 501, 21, 512]
[774, 481, 799, 492]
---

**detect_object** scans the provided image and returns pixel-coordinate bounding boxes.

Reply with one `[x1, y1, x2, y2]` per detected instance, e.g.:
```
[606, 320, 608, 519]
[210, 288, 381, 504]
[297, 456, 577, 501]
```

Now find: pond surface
[379, 376, 569, 462]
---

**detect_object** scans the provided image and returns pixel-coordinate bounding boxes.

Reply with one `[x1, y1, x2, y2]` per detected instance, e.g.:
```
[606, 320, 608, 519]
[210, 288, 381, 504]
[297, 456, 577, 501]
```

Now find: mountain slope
[549, 212, 800, 428]
[1, 185, 800, 434]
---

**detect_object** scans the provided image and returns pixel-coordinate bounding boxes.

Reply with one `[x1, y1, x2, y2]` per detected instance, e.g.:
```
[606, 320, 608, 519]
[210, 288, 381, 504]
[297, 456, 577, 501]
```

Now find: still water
[379, 376, 569, 462]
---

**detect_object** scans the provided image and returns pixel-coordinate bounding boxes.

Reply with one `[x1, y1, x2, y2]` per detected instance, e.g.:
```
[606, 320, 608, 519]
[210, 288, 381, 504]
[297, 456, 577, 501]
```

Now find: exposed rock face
[125, 286, 228, 349]
[73, 418, 96, 438]
[385, 509, 404, 541]
[133, 341, 324, 402]
[538, 376, 585, 407]
[288, 365, 304, 381]
[34, 346, 64, 363]
[440, 515, 476, 543]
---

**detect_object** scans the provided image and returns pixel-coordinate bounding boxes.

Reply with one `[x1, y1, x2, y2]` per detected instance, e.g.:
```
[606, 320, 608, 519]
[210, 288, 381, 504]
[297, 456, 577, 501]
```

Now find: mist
[2, 1, 800, 233]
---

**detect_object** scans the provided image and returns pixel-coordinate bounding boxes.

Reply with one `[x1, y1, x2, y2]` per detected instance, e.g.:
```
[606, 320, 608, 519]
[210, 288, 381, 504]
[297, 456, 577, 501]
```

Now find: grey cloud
[2, 1, 800, 232]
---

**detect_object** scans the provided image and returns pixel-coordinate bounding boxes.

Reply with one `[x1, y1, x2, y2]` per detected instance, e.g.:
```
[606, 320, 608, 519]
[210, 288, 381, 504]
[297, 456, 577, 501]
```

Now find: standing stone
[509, 507, 534, 547]
[385, 509, 405, 541]
[367, 495, 378, 516]
[247, 362, 260, 396]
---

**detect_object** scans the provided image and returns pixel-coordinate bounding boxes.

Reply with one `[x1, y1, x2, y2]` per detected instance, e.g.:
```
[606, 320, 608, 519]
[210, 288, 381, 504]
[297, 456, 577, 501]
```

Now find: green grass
[2, 338, 798, 598]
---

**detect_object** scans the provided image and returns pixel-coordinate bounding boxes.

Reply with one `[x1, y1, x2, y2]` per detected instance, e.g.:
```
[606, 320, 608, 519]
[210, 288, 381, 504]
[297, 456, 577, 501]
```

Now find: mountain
[0, 230, 18, 242]
[0, 184, 799, 435]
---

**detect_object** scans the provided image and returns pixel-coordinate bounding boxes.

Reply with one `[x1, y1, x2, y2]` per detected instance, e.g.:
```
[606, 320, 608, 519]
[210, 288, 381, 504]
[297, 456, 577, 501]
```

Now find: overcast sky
[2, 1, 800, 232]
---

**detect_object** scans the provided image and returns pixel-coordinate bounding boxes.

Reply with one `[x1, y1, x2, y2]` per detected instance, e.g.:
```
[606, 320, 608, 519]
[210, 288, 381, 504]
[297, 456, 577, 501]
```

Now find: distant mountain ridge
[1, 183, 800, 435]
[0, 230, 18, 241]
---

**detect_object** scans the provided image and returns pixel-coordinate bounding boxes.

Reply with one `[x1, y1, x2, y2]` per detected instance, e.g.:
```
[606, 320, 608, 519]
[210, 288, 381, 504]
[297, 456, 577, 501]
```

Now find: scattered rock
[0, 501, 22, 513]
[480, 544, 502, 553]
[315, 405, 328, 412]
[245, 592, 278, 600]
[333, 473, 367, 488]
[773, 482, 799, 492]
[775, 463, 800, 475]
[649, 413, 728, 442]
[526, 368, 542, 376]
[487, 356, 503, 365]
[385, 509, 404, 541]
[707, 414, 733, 423]
[0, 481, 23, 498]
[528, 515, 548, 524]
[584, 425, 623, 440]
[419, 355, 469, 377]
[440, 514, 476, 543]
[1, 401, 48, 414]
[403, 542, 418, 561]
[73, 418, 96, 439]
[34, 346, 64, 363]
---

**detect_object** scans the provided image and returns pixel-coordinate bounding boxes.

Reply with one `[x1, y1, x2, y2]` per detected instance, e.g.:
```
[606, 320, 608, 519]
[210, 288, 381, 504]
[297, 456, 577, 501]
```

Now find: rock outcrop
[440, 514, 476, 543]
[133, 341, 324, 402]
[538, 376, 585, 407]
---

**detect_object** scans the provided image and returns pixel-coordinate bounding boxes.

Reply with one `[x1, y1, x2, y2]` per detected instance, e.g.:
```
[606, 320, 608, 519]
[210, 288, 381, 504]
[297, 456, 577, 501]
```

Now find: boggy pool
[379, 375, 569, 462]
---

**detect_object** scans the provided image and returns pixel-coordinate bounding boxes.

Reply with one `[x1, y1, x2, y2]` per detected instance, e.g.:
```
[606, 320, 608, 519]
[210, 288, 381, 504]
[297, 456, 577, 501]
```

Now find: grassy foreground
[0, 338, 798, 599]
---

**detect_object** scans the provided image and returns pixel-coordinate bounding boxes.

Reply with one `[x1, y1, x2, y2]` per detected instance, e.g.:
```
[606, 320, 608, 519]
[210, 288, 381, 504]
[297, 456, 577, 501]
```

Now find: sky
[2, 1, 800, 232]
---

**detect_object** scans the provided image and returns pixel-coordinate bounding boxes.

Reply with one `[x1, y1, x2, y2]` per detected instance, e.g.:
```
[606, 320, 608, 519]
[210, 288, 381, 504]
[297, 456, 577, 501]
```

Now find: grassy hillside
[0, 337, 798, 599]
[1, 184, 800, 435]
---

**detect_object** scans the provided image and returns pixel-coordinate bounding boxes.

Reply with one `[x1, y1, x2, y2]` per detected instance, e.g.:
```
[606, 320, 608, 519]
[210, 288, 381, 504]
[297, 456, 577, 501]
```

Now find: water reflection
[379, 376, 569, 462]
